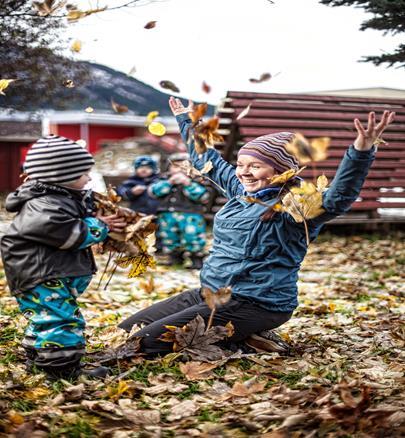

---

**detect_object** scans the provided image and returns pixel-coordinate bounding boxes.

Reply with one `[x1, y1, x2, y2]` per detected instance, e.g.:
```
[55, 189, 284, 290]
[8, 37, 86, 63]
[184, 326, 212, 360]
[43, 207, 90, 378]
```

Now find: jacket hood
[5, 180, 82, 213]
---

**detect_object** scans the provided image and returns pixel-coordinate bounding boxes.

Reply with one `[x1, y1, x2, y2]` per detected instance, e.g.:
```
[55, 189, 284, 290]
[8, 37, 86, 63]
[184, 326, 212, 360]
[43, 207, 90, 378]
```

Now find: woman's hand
[97, 213, 127, 233]
[353, 110, 395, 151]
[169, 96, 194, 116]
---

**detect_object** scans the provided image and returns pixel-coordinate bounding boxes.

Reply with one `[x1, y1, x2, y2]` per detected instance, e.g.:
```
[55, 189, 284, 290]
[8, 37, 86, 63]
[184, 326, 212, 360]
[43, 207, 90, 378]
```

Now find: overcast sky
[69, 0, 405, 105]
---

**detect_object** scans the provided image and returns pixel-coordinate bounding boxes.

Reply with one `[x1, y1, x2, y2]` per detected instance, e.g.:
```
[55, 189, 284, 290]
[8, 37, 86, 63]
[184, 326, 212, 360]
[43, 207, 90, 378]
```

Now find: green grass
[0, 326, 22, 345]
[197, 407, 222, 422]
[355, 294, 371, 302]
[49, 418, 96, 438]
[177, 383, 201, 399]
[0, 352, 17, 364]
[11, 399, 36, 412]
[127, 361, 182, 385]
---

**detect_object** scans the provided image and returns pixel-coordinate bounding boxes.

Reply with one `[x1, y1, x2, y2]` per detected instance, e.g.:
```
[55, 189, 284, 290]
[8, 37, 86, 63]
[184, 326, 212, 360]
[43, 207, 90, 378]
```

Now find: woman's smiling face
[236, 155, 276, 193]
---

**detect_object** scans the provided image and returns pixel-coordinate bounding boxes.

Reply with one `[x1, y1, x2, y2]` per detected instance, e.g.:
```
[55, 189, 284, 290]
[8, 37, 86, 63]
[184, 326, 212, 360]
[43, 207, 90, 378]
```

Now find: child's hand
[353, 110, 395, 151]
[131, 185, 146, 196]
[97, 213, 127, 233]
[169, 173, 191, 186]
[169, 96, 194, 116]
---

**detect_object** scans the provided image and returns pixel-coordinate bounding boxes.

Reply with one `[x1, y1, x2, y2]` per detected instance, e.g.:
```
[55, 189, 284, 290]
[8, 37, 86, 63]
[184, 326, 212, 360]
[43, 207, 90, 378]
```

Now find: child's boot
[245, 330, 293, 355]
[187, 254, 204, 270]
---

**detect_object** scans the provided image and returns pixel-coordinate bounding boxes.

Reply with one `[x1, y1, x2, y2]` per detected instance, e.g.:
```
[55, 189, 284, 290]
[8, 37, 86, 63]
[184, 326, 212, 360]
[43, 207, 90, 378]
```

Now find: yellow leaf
[0, 79, 16, 95]
[8, 410, 24, 425]
[269, 167, 305, 185]
[85, 106, 94, 113]
[70, 39, 82, 53]
[148, 121, 166, 136]
[106, 380, 129, 401]
[145, 111, 159, 126]
[286, 133, 330, 164]
[200, 160, 213, 174]
[328, 302, 336, 313]
[67, 7, 107, 22]
[317, 174, 328, 191]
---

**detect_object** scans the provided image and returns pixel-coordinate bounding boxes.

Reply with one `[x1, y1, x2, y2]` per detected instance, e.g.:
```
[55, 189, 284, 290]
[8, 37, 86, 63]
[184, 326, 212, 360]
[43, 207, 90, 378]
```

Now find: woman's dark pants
[118, 288, 292, 354]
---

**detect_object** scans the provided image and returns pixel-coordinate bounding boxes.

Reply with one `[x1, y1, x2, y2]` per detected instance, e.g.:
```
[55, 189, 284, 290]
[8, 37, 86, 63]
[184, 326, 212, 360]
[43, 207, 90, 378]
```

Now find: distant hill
[0, 61, 214, 116]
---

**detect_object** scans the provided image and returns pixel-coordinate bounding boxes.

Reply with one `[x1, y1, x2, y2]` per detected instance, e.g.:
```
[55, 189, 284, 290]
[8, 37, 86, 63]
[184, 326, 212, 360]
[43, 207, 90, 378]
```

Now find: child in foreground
[0, 135, 126, 379]
[118, 99, 395, 355]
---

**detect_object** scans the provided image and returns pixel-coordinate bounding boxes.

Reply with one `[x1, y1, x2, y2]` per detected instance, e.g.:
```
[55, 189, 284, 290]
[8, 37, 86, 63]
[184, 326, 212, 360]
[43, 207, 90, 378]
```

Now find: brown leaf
[160, 314, 233, 361]
[202, 81, 211, 93]
[111, 98, 128, 114]
[227, 379, 266, 398]
[159, 80, 180, 93]
[179, 361, 218, 380]
[249, 72, 271, 83]
[285, 133, 330, 164]
[201, 286, 232, 310]
[144, 20, 157, 29]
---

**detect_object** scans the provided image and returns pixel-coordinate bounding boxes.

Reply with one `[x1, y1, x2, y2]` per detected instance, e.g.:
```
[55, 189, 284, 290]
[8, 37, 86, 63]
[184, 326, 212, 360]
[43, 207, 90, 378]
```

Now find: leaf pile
[0, 202, 404, 437]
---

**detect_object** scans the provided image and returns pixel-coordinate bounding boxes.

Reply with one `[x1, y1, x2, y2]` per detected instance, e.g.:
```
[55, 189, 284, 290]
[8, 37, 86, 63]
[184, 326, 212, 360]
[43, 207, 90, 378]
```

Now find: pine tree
[320, 0, 405, 67]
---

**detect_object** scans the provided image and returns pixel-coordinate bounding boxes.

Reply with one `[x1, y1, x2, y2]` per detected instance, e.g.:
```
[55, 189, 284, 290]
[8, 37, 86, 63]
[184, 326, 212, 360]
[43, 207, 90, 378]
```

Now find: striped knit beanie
[238, 132, 299, 173]
[24, 134, 95, 184]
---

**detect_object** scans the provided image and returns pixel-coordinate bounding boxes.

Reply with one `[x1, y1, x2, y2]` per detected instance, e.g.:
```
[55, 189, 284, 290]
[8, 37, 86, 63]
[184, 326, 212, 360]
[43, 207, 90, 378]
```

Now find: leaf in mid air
[144, 20, 157, 29]
[285, 133, 330, 164]
[0, 79, 16, 95]
[249, 72, 271, 83]
[159, 80, 180, 93]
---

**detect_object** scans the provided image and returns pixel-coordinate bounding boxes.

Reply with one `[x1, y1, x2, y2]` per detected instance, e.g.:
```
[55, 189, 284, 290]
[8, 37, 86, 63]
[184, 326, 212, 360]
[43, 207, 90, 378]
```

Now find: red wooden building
[0, 112, 179, 192]
[213, 91, 405, 223]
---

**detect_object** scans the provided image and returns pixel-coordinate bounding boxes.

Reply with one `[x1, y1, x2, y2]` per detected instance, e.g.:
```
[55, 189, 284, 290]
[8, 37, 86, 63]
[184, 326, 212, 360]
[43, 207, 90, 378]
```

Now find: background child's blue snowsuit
[150, 178, 210, 255]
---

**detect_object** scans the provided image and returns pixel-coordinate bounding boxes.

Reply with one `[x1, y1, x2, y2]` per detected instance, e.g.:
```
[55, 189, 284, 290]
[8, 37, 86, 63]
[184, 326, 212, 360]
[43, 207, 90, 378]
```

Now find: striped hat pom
[24, 135, 95, 184]
[238, 132, 299, 173]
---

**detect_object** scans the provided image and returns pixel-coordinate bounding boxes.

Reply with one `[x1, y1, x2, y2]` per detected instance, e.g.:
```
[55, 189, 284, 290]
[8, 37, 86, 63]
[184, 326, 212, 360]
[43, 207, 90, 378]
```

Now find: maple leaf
[159, 80, 180, 93]
[249, 72, 271, 83]
[285, 132, 330, 164]
[0, 79, 16, 95]
[160, 315, 234, 361]
[111, 99, 128, 114]
[144, 20, 157, 29]
[202, 81, 211, 93]
[188, 104, 223, 153]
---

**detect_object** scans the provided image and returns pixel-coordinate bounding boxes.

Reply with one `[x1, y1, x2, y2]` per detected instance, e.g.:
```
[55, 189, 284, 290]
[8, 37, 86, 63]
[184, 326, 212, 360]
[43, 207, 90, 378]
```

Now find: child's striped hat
[24, 134, 95, 184]
[238, 132, 299, 172]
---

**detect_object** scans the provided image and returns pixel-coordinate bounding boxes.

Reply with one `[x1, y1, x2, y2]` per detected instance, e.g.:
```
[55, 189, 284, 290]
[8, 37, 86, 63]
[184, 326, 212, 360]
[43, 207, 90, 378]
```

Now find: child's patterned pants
[15, 276, 91, 371]
[157, 212, 206, 254]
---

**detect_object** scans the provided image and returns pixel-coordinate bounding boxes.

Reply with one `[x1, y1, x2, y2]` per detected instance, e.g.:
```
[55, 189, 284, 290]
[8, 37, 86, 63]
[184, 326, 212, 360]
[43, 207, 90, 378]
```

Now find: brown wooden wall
[212, 91, 405, 222]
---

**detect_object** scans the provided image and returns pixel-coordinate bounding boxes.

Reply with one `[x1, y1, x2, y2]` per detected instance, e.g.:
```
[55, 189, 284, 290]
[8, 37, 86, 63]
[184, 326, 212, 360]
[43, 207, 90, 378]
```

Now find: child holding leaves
[0, 135, 126, 379]
[118, 98, 394, 355]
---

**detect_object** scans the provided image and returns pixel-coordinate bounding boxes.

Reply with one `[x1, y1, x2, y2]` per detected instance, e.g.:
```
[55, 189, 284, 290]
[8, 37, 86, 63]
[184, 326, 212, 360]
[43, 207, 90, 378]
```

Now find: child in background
[116, 155, 160, 215]
[149, 152, 210, 269]
[0, 135, 126, 379]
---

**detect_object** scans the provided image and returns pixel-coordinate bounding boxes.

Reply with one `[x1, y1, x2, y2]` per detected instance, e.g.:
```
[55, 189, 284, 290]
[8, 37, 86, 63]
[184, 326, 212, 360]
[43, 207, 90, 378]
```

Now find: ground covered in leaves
[0, 233, 404, 437]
